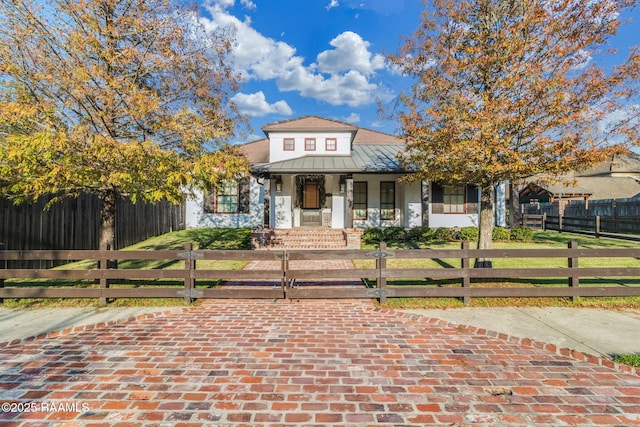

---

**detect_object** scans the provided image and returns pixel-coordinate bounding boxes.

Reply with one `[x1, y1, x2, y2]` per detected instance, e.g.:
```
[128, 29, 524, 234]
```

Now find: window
[283, 138, 295, 151]
[444, 186, 465, 213]
[380, 182, 395, 220]
[325, 138, 337, 151]
[353, 182, 368, 220]
[304, 138, 316, 151]
[204, 180, 239, 214]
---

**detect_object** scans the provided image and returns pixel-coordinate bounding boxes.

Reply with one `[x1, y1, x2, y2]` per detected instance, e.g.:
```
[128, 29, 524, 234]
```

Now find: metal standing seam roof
[252, 144, 406, 174]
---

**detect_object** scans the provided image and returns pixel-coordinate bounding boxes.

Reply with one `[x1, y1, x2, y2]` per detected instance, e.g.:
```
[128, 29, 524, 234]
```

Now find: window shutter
[431, 182, 444, 214]
[466, 185, 479, 214]
[238, 177, 251, 214]
[203, 189, 216, 214]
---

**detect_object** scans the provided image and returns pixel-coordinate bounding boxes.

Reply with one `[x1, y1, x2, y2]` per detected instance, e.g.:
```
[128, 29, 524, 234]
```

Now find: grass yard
[357, 230, 640, 309]
[1, 228, 252, 309]
[613, 353, 640, 367]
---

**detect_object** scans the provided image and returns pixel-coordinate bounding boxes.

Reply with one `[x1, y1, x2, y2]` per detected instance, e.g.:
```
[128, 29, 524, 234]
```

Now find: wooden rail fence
[1, 242, 640, 304]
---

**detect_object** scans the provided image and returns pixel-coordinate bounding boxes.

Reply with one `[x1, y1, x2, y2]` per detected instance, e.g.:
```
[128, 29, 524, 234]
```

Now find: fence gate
[284, 248, 391, 300]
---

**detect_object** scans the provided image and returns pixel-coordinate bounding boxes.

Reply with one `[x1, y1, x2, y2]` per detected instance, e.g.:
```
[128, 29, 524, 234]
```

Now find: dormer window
[283, 138, 295, 151]
[326, 138, 337, 151]
[305, 138, 316, 151]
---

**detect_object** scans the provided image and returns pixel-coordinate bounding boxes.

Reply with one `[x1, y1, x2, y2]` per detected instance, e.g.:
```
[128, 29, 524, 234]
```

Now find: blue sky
[198, 0, 639, 143]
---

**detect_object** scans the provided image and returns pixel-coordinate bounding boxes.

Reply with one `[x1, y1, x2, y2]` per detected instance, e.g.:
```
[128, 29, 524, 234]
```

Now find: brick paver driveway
[1, 300, 639, 426]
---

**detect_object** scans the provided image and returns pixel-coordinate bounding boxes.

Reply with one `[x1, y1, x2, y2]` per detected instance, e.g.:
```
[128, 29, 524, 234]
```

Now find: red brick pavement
[0, 300, 639, 426]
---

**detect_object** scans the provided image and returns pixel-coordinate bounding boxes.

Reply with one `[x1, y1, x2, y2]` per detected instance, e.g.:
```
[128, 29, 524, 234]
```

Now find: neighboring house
[519, 153, 640, 216]
[185, 116, 481, 229]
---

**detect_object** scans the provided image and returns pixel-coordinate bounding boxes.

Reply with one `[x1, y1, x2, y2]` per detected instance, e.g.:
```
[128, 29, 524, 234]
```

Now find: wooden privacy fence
[1, 242, 640, 304]
[524, 214, 640, 239]
[0, 194, 185, 269]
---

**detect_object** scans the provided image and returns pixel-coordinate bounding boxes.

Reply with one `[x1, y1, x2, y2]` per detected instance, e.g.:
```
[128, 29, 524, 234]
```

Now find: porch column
[346, 176, 354, 228]
[263, 177, 270, 227]
[421, 181, 430, 227]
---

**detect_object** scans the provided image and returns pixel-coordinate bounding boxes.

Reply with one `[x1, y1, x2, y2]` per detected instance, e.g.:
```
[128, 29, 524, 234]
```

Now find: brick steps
[271, 229, 346, 249]
[254, 228, 362, 250]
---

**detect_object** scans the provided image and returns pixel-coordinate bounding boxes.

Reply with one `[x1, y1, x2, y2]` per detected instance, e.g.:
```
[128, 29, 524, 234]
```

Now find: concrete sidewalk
[0, 304, 638, 359]
[0, 306, 184, 343]
[403, 306, 640, 358]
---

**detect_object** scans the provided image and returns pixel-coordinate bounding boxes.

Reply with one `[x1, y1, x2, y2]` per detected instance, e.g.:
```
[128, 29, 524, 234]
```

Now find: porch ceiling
[252, 144, 407, 174]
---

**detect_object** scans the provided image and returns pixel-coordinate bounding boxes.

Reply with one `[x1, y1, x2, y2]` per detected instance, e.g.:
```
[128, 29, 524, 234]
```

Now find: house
[519, 153, 640, 216]
[185, 116, 481, 229]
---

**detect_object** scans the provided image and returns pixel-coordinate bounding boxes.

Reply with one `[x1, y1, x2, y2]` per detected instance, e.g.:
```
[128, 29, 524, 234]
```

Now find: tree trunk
[99, 189, 118, 269]
[475, 185, 494, 268]
[509, 180, 523, 227]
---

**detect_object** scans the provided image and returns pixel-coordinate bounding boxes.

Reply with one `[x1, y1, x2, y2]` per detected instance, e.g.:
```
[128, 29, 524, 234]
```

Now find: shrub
[433, 227, 456, 241]
[492, 226, 511, 241]
[458, 226, 479, 241]
[361, 227, 384, 244]
[407, 226, 435, 243]
[383, 227, 407, 244]
[510, 226, 534, 242]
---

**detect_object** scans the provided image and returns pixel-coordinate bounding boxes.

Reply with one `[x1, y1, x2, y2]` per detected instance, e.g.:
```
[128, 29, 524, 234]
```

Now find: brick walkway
[1, 300, 639, 426]
[225, 259, 363, 288]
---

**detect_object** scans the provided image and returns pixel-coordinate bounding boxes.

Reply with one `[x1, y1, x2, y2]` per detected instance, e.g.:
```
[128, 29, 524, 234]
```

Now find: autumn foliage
[391, 0, 640, 263]
[0, 0, 249, 249]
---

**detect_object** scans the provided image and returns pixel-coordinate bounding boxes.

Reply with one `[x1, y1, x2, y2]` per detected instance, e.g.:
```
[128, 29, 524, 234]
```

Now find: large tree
[391, 0, 639, 266]
[0, 0, 249, 250]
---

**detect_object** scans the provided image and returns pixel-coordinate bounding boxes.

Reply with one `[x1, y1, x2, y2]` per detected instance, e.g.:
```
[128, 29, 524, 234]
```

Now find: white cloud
[343, 113, 361, 123]
[232, 91, 293, 117]
[201, 3, 302, 81]
[326, 0, 339, 11]
[201, 4, 392, 107]
[208, 0, 235, 8]
[317, 31, 385, 76]
[278, 67, 378, 107]
[240, 0, 256, 9]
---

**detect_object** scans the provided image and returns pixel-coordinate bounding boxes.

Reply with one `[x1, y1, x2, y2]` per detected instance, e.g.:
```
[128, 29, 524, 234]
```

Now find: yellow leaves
[0, 0, 249, 209]
[393, 0, 639, 190]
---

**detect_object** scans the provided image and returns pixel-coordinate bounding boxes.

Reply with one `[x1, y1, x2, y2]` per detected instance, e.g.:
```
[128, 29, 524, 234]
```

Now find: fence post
[568, 241, 579, 302]
[99, 244, 111, 305]
[377, 242, 388, 305]
[461, 241, 470, 306]
[595, 216, 600, 238]
[282, 250, 288, 298]
[183, 243, 195, 304]
[542, 213, 547, 231]
[559, 215, 563, 233]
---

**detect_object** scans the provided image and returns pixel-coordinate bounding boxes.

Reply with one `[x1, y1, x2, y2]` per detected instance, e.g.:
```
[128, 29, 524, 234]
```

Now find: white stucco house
[185, 116, 485, 229]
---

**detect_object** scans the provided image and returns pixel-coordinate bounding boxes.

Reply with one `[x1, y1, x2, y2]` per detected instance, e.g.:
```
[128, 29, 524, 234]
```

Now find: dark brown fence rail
[1, 242, 640, 304]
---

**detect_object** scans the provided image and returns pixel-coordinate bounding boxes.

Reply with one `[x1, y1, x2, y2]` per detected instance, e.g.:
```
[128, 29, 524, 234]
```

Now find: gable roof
[524, 176, 640, 201]
[261, 116, 359, 133]
[238, 138, 269, 164]
[353, 128, 404, 145]
[239, 116, 407, 172]
[253, 144, 405, 174]
[577, 152, 640, 177]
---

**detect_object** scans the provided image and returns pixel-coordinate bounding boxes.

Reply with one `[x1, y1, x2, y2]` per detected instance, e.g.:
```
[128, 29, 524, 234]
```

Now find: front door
[302, 181, 321, 226]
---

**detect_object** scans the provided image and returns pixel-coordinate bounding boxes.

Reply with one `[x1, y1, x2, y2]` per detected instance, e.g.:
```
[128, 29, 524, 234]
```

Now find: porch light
[275, 176, 283, 192]
[339, 175, 346, 193]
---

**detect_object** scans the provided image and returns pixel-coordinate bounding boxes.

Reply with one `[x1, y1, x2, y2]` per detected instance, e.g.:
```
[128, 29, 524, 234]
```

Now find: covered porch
[268, 173, 349, 228]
